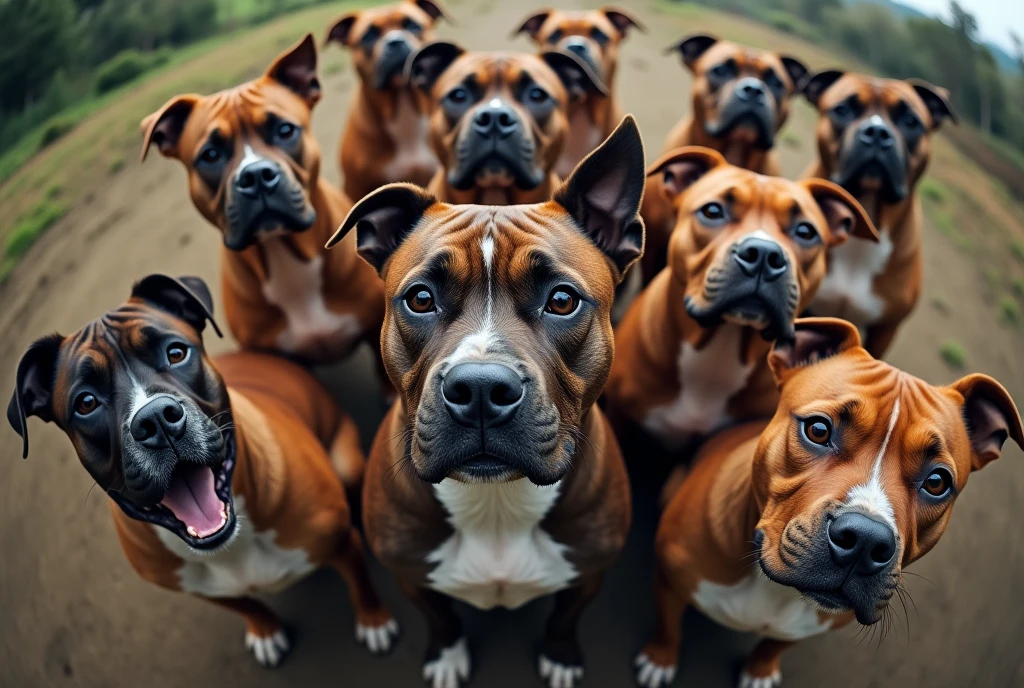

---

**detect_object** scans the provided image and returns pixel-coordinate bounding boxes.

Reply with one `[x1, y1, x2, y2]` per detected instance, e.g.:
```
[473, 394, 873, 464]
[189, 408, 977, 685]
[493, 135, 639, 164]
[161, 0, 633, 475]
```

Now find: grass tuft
[999, 296, 1021, 327]
[920, 178, 946, 205]
[1, 201, 69, 282]
[939, 340, 966, 369]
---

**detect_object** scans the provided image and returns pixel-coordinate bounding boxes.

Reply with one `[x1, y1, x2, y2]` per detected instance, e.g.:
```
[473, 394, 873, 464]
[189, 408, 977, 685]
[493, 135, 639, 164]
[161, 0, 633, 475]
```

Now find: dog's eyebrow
[401, 249, 460, 293]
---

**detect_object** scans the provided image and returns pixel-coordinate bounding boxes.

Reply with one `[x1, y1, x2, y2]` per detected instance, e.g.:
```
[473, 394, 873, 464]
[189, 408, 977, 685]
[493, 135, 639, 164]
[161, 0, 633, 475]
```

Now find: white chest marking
[155, 496, 316, 598]
[844, 398, 900, 531]
[644, 324, 754, 444]
[382, 93, 437, 182]
[426, 479, 577, 610]
[812, 230, 894, 329]
[260, 237, 362, 357]
[693, 571, 833, 641]
[557, 109, 605, 178]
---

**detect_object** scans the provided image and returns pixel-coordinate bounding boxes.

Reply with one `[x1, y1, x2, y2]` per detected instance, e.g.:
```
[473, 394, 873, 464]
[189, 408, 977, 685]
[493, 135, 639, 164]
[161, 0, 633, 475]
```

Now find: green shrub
[1011, 239, 1024, 265]
[95, 49, 170, 95]
[1012, 277, 1024, 299]
[920, 178, 946, 205]
[999, 296, 1021, 327]
[38, 115, 77, 148]
[4, 201, 68, 261]
[939, 340, 966, 369]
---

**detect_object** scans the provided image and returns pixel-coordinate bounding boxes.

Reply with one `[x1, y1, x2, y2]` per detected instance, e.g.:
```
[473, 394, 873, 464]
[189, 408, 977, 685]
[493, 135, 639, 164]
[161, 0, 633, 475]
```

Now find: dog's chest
[155, 497, 316, 598]
[260, 238, 362, 358]
[812, 231, 894, 328]
[426, 480, 577, 610]
[644, 324, 753, 444]
[692, 571, 833, 641]
[383, 94, 437, 182]
[557, 109, 604, 178]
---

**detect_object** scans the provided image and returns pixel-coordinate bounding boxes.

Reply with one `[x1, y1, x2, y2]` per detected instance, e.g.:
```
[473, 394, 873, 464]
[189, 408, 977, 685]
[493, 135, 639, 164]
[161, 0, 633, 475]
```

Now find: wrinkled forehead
[696, 41, 784, 74]
[435, 52, 564, 99]
[541, 10, 617, 36]
[179, 80, 309, 154]
[353, 3, 430, 33]
[682, 167, 822, 221]
[822, 75, 930, 121]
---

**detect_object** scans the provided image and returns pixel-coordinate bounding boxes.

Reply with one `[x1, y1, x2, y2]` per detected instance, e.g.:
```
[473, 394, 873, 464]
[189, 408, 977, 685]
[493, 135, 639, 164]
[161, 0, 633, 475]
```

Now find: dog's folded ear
[802, 178, 879, 246]
[801, 69, 844, 106]
[140, 95, 199, 162]
[266, 33, 321, 108]
[767, 317, 864, 382]
[665, 34, 717, 70]
[131, 274, 222, 338]
[411, 0, 448, 22]
[514, 10, 551, 39]
[948, 374, 1024, 471]
[328, 183, 438, 275]
[602, 7, 646, 36]
[780, 56, 809, 92]
[554, 115, 645, 281]
[646, 146, 726, 201]
[324, 12, 359, 46]
[8, 334, 64, 459]
[542, 50, 608, 99]
[907, 79, 958, 128]
[406, 41, 465, 92]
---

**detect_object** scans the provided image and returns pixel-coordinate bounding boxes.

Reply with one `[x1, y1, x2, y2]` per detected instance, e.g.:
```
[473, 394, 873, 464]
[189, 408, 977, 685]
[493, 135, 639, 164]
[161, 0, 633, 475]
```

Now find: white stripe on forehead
[447, 213, 500, 365]
[233, 143, 261, 182]
[844, 398, 900, 531]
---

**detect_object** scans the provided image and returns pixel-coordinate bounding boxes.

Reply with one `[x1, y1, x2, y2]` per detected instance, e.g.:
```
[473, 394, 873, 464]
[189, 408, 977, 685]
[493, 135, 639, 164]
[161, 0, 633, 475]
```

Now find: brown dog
[514, 6, 644, 178]
[641, 36, 808, 284]
[634, 317, 1022, 688]
[405, 41, 607, 205]
[140, 35, 384, 366]
[7, 275, 397, 668]
[324, 118, 645, 688]
[326, 0, 448, 202]
[801, 71, 956, 357]
[606, 147, 877, 451]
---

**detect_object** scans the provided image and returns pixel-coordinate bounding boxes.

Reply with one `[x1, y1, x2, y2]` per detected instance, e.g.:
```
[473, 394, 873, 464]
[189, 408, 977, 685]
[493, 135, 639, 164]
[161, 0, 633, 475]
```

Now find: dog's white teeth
[187, 526, 199, 537]
[220, 508, 228, 520]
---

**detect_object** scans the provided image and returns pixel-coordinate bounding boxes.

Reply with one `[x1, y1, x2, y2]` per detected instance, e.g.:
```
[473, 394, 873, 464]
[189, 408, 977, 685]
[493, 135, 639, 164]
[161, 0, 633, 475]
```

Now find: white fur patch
[844, 398, 900, 530]
[739, 669, 783, 688]
[635, 654, 676, 688]
[423, 637, 471, 688]
[234, 144, 261, 182]
[383, 92, 437, 182]
[445, 220, 499, 366]
[245, 629, 290, 668]
[539, 655, 584, 688]
[644, 324, 754, 445]
[812, 229, 894, 330]
[426, 479, 576, 610]
[356, 618, 400, 654]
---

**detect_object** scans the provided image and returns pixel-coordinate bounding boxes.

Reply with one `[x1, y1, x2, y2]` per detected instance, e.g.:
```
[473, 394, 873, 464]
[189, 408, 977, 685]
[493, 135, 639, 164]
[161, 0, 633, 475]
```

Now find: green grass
[780, 130, 801, 149]
[1, 201, 69, 283]
[984, 266, 1002, 292]
[1013, 277, 1024, 300]
[1011, 239, 1024, 266]
[999, 296, 1021, 327]
[939, 340, 967, 369]
[920, 178, 947, 205]
[931, 294, 950, 315]
[932, 208, 972, 251]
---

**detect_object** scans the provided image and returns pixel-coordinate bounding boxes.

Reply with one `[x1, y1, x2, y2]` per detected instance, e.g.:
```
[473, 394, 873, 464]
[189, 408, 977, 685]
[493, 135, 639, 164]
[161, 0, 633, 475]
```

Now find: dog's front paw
[244, 628, 290, 668]
[423, 637, 471, 688]
[356, 618, 400, 655]
[739, 669, 782, 688]
[539, 654, 584, 688]
[635, 652, 676, 687]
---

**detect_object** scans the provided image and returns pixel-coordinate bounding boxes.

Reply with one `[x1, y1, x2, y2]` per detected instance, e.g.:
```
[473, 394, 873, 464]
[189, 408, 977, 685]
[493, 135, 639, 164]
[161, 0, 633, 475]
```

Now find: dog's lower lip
[804, 590, 851, 610]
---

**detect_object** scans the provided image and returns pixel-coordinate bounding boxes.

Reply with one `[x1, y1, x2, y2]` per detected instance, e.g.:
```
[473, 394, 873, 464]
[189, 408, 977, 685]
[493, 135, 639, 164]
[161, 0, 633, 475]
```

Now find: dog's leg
[738, 638, 794, 688]
[863, 322, 899, 360]
[329, 410, 365, 497]
[329, 529, 399, 654]
[205, 596, 291, 668]
[401, 582, 470, 688]
[635, 565, 693, 688]
[538, 574, 603, 688]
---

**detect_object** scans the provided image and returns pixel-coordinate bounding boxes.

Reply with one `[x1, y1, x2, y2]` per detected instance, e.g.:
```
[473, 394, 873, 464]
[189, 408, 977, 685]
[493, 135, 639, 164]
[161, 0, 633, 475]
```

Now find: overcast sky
[898, 0, 1024, 54]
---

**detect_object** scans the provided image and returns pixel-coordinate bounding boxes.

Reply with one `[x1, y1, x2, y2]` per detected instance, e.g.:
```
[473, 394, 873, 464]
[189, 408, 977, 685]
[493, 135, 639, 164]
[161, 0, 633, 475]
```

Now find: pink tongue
[160, 465, 225, 537]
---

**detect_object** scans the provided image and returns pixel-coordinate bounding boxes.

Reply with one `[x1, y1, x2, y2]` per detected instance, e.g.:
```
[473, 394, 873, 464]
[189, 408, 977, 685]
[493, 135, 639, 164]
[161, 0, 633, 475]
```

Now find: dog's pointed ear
[768, 317, 863, 382]
[665, 34, 717, 70]
[514, 10, 551, 39]
[802, 178, 879, 247]
[324, 12, 359, 46]
[406, 41, 465, 93]
[601, 7, 645, 36]
[801, 69, 844, 107]
[328, 183, 438, 274]
[948, 374, 1024, 472]
[646, 146, 726, 201]
[140, 95, 199, 162]
[411, 0, 448, 21]
[554, 115, 646, 282]
[8, 333, 64, 459]
[131, 274, 222, 338]
[907, 78, 958, 129]
[781, 56, 809, 92]
[542, 49, 609, 100]
[266, 33, 321, 108]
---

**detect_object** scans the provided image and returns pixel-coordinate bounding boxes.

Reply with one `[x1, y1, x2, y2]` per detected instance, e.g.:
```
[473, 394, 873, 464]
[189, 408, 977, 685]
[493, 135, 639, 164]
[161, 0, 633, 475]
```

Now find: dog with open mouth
[513, 6, 645, 178]
[605, 147, 878, 451]
[7, 275, 397, 667]
[324, 117, 644, 688]
[140, 35, 386, 368]
[405, 40, 607, 205]
[800, 71, 957, 357]
[634, 317, 1023, 688]
[326, 0, 448, 202]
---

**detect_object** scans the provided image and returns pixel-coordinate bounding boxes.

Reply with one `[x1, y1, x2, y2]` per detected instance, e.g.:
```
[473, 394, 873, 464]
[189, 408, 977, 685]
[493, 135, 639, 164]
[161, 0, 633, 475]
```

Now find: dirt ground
[2, 0, 1023, 686]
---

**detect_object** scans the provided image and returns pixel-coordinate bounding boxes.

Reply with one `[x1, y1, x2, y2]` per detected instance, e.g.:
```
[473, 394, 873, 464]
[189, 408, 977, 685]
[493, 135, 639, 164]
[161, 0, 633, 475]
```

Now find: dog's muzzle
[224, 155, 315, 250]
[375, 31, 414, 89]
[706, 77, 776, 149]
[836, 115, 909, 202]
[448, 100, 546, 191]
[561, 37, 603, 78]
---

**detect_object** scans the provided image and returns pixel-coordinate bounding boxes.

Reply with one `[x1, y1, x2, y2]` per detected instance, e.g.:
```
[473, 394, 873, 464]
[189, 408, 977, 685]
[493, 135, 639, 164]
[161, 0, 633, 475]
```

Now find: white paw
[423, 637, 471, 688]
[635, 653, 676, 687]
[244, 629, 290, 668]
[539, 654, 584, 688]
[356, 618, 400, 655]
[739, 669, 782, 688]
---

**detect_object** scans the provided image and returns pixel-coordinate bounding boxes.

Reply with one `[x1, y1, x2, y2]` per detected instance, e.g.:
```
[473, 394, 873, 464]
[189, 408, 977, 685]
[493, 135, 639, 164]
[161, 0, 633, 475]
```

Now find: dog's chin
[449, 154, 546, 192]
[707, 110, 775, 150]
[837, 157, 908, 204]
[448, 455, 526, 484]
[225, 207, 317, 250]
[686, 293, 794, 342]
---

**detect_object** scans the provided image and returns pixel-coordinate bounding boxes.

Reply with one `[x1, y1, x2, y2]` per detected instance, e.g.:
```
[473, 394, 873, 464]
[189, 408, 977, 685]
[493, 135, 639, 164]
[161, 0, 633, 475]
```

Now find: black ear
[554, 115, 646, 281]
[327, 183, 438, 274]
[140, 95, 198, 162]
[131, 274, 222, 338]
[801, 69, 844, 107]
[266, 33, 321, 108]
[646, 145, 726, 200]
[412, 0, 448, 21]
[665, 34, 717, 70]
[406, 41, 465, 92]
[601, 7, 645, 36]
[781, 56, 809, 91]
[802, 178, 879, 246]
[8, 333, 64, 459]
[324, 12, 359, 46]
[542, 49, 609, 100]
[514, 10, 551, 39]
[907, 79, 958, 128]
[949, 374, 1024, 471]
[767, 317, 863, 381]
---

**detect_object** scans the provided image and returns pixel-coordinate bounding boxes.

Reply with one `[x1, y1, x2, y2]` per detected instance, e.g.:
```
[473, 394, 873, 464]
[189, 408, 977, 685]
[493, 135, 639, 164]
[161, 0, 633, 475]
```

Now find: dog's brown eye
[922, 468, 952, 498]
[793, 222, 819, 244]
[167, 343, 189, 365]
[448, 87, 468, 104]
[545, 287, 580, 316]
[528, 87, 549, 104]
[75, 393, 98, 416]
[405, 287, 435, 314]
[803, 416, 832, 445]
[697, 202, 727, 226]
[198, 147, 222, 165]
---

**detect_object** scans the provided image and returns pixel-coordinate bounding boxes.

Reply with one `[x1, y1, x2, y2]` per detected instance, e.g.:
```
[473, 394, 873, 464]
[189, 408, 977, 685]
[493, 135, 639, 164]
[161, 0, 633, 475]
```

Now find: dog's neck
[807, 160, 917, 235]
[680, 118, 773, 173]
[356, 80, 424, 124]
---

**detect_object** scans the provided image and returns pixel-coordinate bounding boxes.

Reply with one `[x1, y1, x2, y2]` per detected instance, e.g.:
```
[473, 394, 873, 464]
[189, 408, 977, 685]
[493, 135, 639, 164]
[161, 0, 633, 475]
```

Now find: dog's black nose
[828, 512, 897, 575]
[472, 102, 519, 139]
[856, 116, 895, 149]
[384, 34, 408, 51]
[235, 158, 281, 198]
[733, 236, 788, 282]
[565, 39, 589, 58]
[735, 77, 767, 103]
[130, 397, 187, 449]
[443, 362, 524, 428]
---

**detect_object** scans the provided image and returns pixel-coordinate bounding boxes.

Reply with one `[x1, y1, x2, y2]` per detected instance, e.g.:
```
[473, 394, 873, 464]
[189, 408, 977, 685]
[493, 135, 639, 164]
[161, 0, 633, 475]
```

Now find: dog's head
[514, 6, 644, 85]
[141, 35, 324, 251]
[647, 147, 877, 341]
[8, 276, 239, 551]
[327, 117, 644, 484]
[803, 71, 956, 206]
[406, 42, 607, 195]
[753, 318, 1022, 624]
[325, 0, 447, 90]
[667, 35, 807, 151]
